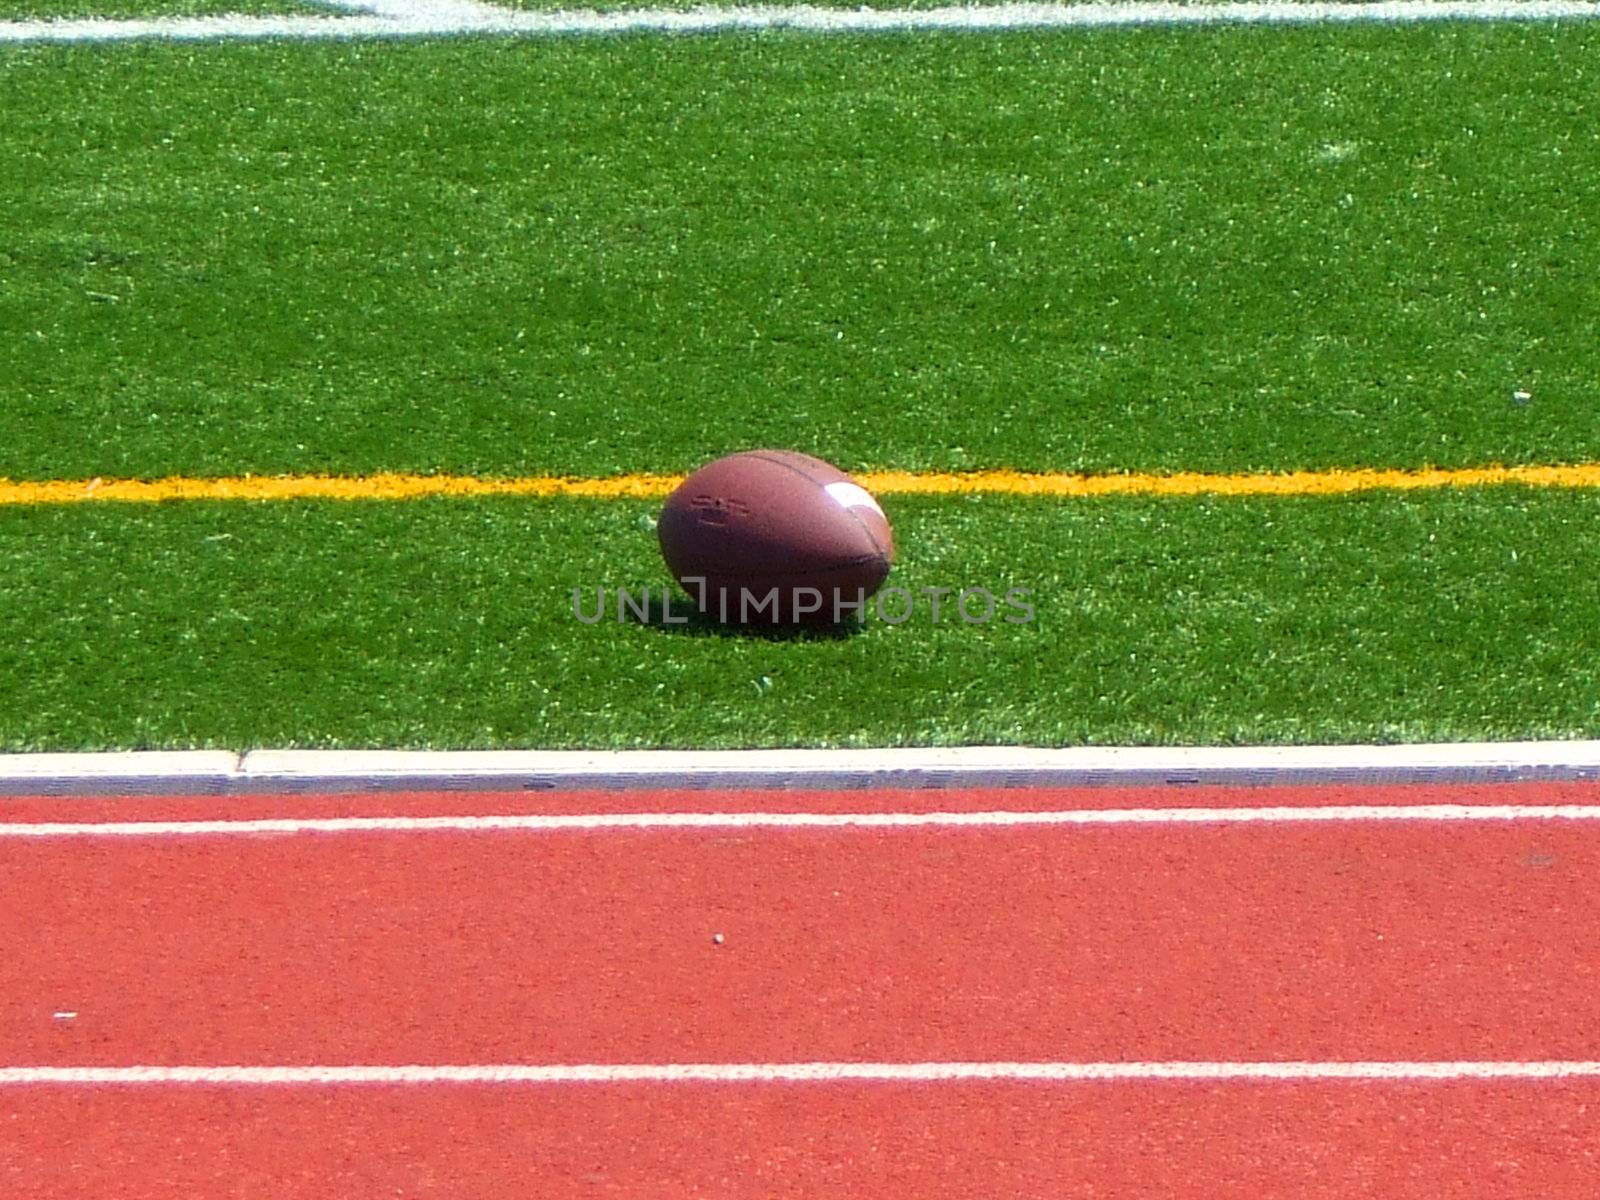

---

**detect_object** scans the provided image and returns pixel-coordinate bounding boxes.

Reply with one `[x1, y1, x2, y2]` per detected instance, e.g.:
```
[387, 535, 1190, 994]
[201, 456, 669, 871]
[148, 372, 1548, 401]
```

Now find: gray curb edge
[1, 744, 1598, 794]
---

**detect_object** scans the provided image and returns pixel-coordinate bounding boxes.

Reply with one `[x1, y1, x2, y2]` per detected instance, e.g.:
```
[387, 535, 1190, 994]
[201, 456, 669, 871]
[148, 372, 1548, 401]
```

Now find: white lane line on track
[6, 803, 1600, 837]
[1, 0, 1597, 43]
[5, 1061, 1600, 1084]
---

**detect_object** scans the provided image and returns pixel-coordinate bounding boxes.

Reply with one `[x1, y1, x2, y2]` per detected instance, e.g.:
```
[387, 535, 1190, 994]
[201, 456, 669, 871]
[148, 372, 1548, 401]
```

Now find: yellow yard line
[0, 472, 686, 505]
[863, 463, 1600, 496]
[3, 463, 1600, 506]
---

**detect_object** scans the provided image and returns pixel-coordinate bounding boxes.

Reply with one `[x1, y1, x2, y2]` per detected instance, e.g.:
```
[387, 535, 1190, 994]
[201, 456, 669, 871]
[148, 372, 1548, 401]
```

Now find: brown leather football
[657, 450, 895, 625]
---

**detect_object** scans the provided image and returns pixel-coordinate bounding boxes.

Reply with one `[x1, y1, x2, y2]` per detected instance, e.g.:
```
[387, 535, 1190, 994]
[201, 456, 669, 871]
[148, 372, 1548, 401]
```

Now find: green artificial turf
[0, 24, 1597, 482]
[1, 490, 1595, 750]
[2, 23, 1598, 750]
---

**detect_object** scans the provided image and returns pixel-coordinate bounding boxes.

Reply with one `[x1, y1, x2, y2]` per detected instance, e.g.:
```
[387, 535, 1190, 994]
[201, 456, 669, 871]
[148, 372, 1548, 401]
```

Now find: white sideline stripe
[1, 1, 1598, 44]
[308, 0, 511, 20]
[6, 803, 1600, 837]
[5, 1061, 1600, 1085]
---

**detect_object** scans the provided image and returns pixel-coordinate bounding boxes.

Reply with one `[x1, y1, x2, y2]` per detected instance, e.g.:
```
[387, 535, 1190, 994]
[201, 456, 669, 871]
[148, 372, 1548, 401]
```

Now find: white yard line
[2, 742, 1599, 794]
[4, 1060, 1600, 1084]
[5, 803, 1600, 837]
[308, 0, 510, 21]
[1, 0, 1597, 44]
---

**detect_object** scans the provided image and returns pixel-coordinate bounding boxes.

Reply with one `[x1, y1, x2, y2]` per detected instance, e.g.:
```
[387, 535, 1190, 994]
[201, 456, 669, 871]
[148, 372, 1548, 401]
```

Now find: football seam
[742, 450, 892, 563]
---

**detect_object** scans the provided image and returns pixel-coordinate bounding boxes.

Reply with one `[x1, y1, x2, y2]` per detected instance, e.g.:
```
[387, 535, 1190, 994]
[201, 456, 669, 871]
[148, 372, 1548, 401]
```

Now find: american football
[657, 450, 895, 624]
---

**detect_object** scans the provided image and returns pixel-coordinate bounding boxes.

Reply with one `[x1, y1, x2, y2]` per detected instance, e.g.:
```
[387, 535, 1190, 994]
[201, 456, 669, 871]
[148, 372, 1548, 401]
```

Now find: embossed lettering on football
[657, 450, 895, 624]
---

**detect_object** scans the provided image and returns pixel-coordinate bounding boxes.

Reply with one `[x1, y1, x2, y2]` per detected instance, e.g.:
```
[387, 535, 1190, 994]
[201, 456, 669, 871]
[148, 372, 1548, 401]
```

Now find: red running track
[3, 782, 1600, 1197]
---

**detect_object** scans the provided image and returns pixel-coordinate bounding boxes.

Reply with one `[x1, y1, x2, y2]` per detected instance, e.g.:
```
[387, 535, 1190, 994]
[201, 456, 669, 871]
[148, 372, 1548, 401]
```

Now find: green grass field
[1, 491, 1596, 750]
[4, 27, 1596, 480]
[2, 21, 1597, 749]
